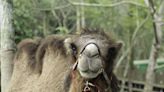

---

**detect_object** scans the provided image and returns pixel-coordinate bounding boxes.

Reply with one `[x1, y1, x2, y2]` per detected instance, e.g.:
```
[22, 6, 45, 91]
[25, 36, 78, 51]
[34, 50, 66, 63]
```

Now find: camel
[7, 29, 122, 92]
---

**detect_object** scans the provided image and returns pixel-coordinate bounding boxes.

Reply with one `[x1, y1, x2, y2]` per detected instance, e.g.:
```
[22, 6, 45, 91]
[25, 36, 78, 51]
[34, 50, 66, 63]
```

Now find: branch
[132, 13, 150, 41]
[114, 48, 130, 73]
[32, 4, 71, 11]
[144, 0, 163, 45]
[68, 0, 147, 8]
[115, 13, 150, 73]
[51, 10, 62, 26]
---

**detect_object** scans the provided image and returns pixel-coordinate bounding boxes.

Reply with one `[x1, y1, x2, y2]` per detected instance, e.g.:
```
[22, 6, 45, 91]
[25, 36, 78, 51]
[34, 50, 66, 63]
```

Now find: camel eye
[70, 43, 77, 55]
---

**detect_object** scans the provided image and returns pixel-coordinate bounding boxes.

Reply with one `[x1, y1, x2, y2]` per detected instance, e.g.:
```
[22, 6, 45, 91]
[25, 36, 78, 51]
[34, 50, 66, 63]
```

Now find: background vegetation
[13, 0, 164, 59]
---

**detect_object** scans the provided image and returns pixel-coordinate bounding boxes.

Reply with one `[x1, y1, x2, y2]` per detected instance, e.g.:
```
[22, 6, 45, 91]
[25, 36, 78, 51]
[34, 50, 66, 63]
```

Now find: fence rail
[119, 78, 164, 92]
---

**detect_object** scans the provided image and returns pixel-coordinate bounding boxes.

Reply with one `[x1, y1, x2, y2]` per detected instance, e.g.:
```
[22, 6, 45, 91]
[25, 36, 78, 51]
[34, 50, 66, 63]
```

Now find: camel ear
[64, 37, 77, 57]
[108, 41, 123, 60]
[106, 41, 123, 74]
[112, 41, 123, 51]
[64, 38, 73, 54]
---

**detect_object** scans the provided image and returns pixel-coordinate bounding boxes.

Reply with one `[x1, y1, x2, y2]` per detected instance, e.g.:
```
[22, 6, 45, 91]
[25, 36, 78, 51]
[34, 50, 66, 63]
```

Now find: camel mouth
[79, 69, 103, 79]
[77, 43, 103, 79]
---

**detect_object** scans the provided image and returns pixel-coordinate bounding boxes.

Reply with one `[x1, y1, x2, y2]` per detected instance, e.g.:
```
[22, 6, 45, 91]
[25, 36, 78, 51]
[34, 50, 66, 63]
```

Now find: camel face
[63, 29, 122, 92]
[64, 29, 122, 79]
[74, 34, 109, 79]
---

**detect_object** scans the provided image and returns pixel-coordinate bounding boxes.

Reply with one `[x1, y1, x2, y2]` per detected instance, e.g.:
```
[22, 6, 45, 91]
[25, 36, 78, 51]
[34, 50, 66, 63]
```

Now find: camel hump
[15, 37, 42, 70]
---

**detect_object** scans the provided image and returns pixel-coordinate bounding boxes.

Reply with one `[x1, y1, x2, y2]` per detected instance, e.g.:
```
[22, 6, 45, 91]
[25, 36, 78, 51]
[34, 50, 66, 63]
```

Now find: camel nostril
[91, 53, 99, 58]
[83, 44, 99, 57]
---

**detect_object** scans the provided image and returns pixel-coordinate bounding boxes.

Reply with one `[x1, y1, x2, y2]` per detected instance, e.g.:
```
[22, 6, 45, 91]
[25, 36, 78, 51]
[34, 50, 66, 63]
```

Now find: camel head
[64, 29, 122, 79]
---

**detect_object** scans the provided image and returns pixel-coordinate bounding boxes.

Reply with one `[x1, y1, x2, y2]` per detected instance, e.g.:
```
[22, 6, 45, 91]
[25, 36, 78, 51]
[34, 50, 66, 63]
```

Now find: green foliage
[55, 26, 69, 34]
[13, 0, 164, 60]
[13, 0, 74, 43]
[13, 0, 43, 43]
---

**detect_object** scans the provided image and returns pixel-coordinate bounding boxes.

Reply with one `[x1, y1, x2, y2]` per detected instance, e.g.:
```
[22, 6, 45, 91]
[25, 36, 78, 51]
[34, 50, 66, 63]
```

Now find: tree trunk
[76, 0, 85, 31]
[143, 0, 163, 92]
[0, 0, 15, 92]
[76, 6, 81, 31]
[43, 12, 48, 36]
[80, 0, 85, 28]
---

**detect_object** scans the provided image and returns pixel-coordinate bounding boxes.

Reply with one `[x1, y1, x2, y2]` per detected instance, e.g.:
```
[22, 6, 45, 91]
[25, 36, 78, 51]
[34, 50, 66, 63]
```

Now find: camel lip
[77, 62, 103, 73]
[81, 69, 99, 73]
[79, 69, 103, 79]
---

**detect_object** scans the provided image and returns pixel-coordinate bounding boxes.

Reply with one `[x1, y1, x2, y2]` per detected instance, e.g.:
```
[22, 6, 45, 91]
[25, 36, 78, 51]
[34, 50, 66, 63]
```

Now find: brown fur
[8, 35, 72, 92]
[8, 29, 121, 92]
[65, 70, 119, 92]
